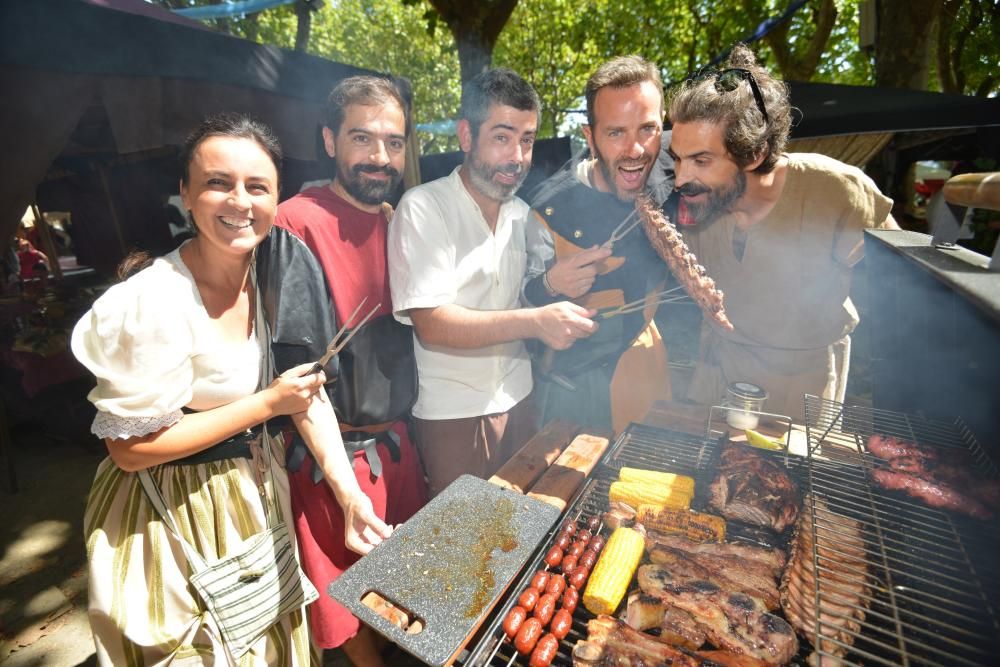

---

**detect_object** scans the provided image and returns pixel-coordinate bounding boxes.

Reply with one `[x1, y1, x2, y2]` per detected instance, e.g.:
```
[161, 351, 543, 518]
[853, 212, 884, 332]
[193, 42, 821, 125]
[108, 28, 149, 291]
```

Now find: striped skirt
[84, 450, 319, 666]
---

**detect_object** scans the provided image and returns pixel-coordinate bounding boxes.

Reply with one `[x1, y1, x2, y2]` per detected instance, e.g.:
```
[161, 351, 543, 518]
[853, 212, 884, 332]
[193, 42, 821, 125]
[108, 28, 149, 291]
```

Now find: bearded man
[389, 68, 597, 496]
[670, 44, 898, 420]
[270, 75, 428, 666]
[523, 55, 677, 434]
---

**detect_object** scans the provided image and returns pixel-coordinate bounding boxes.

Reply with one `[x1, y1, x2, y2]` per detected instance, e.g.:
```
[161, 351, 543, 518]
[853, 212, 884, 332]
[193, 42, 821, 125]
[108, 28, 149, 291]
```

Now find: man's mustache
[353, 164, 401, 179]
[677, 183, 709, 197]
[496, 162, 523, 176]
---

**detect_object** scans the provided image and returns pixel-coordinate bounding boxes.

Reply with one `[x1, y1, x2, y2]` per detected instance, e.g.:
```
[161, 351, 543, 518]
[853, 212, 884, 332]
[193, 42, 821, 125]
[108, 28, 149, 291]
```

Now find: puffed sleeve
[71, 263, 196, 439]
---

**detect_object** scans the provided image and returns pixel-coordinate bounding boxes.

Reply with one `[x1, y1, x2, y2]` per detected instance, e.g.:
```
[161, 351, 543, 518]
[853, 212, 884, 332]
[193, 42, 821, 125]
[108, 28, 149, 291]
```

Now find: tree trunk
[876, 0, 943, 89]
[427, 0, 520, 90]
[748, 0, 837, 81]
[294, 0, 312, 52]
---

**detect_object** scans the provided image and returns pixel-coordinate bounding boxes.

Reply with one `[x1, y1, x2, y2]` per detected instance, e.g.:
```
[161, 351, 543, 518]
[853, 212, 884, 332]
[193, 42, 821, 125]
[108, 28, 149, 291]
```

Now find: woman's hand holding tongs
[265, 363, 327, 416]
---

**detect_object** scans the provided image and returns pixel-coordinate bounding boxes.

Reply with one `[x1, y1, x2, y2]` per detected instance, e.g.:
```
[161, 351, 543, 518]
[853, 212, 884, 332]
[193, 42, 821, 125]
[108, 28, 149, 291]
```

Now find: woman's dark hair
[179, 112, 283, 187]
[118, 113, 282, 281]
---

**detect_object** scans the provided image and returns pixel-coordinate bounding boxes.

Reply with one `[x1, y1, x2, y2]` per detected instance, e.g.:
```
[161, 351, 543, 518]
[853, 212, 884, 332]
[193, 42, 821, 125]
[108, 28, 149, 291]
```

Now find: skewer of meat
[636, 194, 734, 331]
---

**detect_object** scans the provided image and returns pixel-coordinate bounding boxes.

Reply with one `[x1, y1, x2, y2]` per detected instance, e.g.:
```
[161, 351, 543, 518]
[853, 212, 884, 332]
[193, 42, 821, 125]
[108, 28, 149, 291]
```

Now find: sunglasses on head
[687, 67, 769, 125]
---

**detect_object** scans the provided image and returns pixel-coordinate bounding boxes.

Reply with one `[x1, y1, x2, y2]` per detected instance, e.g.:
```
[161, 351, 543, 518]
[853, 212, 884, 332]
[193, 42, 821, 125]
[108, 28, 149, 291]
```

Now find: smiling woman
[68, 113, 387, 665]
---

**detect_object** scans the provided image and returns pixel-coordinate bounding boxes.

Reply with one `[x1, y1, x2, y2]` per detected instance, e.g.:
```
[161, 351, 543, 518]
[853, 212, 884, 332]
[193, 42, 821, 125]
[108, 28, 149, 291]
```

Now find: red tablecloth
[1, 346, 87, 397]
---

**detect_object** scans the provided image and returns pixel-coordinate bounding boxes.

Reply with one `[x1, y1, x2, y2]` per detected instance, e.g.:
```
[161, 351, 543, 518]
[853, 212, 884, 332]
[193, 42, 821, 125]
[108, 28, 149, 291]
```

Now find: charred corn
[582, 526, 644, 615]
[618, 467, 695, 496]
[636, 504, 689, 534]
[685, 511, 726, 542]
[609, 480, 691, 511]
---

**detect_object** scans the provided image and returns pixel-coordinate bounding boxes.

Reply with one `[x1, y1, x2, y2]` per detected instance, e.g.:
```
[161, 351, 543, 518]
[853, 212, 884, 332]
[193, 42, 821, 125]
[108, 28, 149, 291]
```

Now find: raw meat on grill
[642, 578, 799, 665]
[867, 434, 938, 462]
[708, 445, 800, 533]
[636, 194, 734, 331]
[780, 496, 870, 664]
[870, 468, 993, 519]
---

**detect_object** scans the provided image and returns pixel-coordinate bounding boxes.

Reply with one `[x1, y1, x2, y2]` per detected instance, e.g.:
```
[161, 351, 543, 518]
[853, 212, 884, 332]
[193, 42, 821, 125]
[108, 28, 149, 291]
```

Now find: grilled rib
[645, 532, 786, 576]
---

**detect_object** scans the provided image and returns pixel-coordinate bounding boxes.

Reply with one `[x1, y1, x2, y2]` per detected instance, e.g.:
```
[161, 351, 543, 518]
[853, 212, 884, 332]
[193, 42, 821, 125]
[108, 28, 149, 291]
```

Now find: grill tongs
[306, 297, 381, 375]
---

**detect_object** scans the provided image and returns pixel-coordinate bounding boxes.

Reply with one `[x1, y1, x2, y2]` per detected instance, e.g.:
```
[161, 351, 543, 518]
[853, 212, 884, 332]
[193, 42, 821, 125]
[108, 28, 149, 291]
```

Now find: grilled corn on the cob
[618, 467, 695, 496]
[582, 527, 644, 615]
[609, 480, 692, 511]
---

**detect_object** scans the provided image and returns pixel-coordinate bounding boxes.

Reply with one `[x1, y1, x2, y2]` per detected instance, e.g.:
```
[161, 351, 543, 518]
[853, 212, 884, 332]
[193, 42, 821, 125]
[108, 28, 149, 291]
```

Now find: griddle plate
[328, 474, 561, 666]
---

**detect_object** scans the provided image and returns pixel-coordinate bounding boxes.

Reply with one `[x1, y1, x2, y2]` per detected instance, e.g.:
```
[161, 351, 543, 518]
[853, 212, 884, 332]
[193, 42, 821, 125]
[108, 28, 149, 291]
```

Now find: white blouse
[71, 247, 259, 440]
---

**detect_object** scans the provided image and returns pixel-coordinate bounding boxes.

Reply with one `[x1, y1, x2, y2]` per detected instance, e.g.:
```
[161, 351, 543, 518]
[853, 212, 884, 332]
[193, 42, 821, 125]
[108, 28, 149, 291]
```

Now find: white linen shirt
[388, 166, 533, 420]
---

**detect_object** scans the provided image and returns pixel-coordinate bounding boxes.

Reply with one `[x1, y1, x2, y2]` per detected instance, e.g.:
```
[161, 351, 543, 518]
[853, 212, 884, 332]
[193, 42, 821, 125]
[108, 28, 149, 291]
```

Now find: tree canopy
[160, 0, 999, 152]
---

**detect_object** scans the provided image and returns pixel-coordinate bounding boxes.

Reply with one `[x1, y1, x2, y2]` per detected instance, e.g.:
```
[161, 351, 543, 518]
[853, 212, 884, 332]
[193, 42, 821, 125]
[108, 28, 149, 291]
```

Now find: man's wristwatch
[542, 271, 558, 297]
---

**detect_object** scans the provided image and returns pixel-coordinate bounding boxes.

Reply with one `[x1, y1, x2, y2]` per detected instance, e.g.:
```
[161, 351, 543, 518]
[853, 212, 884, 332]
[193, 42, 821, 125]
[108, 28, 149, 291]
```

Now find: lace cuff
[91, 410, 184, 440]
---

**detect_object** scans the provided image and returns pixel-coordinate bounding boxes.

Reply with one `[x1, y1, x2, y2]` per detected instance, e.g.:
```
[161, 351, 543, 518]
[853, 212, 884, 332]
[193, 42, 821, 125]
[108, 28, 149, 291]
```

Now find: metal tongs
[601, 208, 642, 251]
[596, 285, 688, 320]
[307, 297, 381, 375]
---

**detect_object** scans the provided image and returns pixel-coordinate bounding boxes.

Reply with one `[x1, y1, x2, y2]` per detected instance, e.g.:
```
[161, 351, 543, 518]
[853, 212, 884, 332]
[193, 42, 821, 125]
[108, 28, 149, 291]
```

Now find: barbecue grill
[459, 400, 1000, 666]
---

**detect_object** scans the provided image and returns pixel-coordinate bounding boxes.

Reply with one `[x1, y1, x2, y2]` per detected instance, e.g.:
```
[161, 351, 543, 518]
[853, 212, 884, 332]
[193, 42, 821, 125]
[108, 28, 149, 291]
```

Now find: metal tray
[328, 474, 561, 666]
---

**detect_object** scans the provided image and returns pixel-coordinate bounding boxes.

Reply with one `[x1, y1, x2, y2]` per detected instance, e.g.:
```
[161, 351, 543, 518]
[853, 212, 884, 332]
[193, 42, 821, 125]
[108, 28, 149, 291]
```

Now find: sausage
[502, 605, 527, 638]
[560, 586, 579, 613]
[567, 565, 589, 590]
[578, 549, 597, 571]
[550, 608, 573, 640]
[560, 553, 578, 576]
[588, 534, 606, 553]
[567, 541, 586, 558]
[530, 570, 550, 592]
[544, 545, 563, 568]
[560, 520, 577, 536]
[528, 632, 559, 667]
[544, 573, 566, 597]
[518, 587, 540, 612]
[514, 617, 543, 655]
[554, 532, 571, 551]
[587, 514, 601, 532]
[576, 529, 592, 545]
[533, 592, 557, 625]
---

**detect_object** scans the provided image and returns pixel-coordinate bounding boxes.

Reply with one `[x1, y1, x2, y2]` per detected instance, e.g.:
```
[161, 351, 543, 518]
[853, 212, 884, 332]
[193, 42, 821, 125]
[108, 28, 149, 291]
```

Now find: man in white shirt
[389, 68, 596, 496]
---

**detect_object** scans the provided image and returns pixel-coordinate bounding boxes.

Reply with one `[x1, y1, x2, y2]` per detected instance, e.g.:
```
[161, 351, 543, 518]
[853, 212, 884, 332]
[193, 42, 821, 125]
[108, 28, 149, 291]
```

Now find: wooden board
[527, 431, 612, 511]
[327, 475, 560, 667]
[489, 419, 580, 493]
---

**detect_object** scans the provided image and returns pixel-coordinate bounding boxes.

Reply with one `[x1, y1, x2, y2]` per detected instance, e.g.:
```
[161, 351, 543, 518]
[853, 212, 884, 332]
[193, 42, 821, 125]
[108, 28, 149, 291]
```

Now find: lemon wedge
[744, 428, 787, 451]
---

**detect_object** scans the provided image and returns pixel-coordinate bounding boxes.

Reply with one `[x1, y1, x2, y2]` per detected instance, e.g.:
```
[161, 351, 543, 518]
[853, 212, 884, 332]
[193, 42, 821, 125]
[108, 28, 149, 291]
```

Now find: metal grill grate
[461, 425, 721, 667]
[802, 395, 1000, 666]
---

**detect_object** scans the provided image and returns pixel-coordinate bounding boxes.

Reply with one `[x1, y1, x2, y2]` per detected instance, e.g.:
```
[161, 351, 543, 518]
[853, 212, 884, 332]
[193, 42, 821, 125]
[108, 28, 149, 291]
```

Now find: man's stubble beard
[465, 149, 529, 202]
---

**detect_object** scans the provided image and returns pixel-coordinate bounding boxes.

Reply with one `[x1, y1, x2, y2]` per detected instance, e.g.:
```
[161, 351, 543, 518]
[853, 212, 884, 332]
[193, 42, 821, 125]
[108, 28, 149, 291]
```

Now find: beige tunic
[683, 153, 893, 420]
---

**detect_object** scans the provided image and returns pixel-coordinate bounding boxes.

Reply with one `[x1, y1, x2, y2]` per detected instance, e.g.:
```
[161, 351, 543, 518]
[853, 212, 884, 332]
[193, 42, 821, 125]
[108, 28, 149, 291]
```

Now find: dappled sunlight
[0, 521, 73, 579]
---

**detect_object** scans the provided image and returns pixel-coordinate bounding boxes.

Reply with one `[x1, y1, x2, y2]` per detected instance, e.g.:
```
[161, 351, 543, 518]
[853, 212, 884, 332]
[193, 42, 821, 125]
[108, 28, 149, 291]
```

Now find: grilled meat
[867, 434, 938, 462]
[645, 533, 786, 576]
[642, 579, 798, 665]
[870, 468, 993, 519]
[626, 591, 708, 649]
[708, 445, 800, 533]
[636, 195, 733, 331]
[868, 434, 1000, 514]
[585, 615, 704, 666]
[780, 497, 869, 663]
[697, 650, 771, 667]
[643, 548, 781, 611]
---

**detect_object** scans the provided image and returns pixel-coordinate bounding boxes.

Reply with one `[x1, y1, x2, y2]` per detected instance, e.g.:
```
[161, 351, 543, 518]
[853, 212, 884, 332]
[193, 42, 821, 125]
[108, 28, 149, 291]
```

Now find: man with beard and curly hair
[389, 68, 597, 496]
[270, 75, 428, 667]
[523, 55, 677, 435]
[670, 44, 898, 420]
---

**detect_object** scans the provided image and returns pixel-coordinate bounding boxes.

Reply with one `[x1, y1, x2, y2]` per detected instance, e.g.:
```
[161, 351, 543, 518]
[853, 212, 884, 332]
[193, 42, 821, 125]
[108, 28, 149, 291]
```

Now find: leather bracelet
[542, 271, 558, 297]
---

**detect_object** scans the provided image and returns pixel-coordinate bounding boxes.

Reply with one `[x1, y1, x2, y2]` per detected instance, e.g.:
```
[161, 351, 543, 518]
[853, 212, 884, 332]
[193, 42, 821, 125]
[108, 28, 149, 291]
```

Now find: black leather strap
[171, 426, 263, 465]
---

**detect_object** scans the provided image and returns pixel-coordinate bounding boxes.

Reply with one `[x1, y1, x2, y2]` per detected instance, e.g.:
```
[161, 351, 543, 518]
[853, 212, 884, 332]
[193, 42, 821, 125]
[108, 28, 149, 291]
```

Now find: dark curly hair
[668, 44, 791, 174]
[179, 112, 283, 187]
